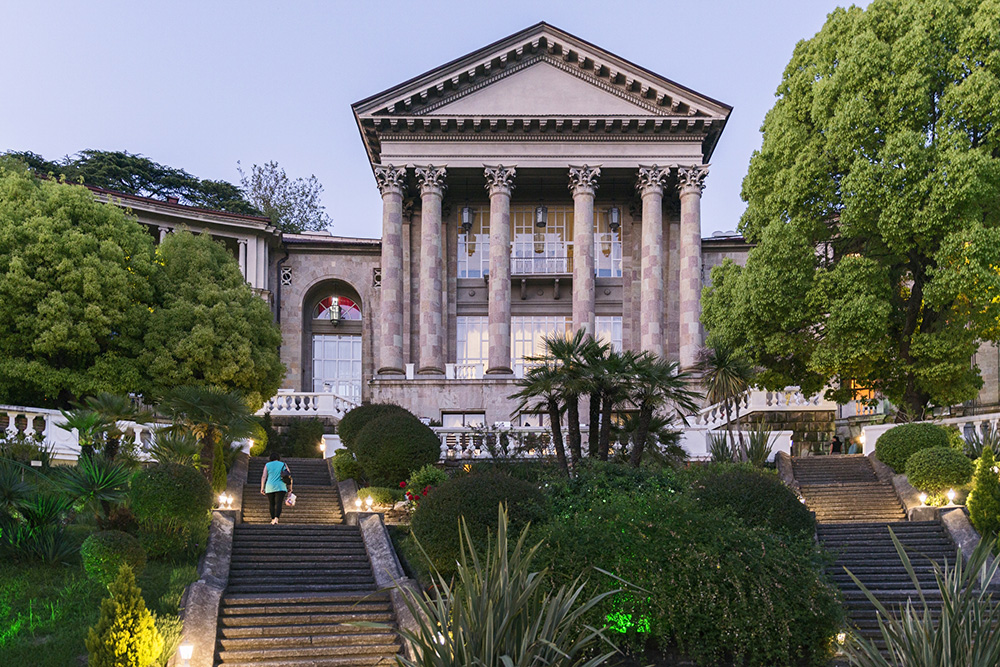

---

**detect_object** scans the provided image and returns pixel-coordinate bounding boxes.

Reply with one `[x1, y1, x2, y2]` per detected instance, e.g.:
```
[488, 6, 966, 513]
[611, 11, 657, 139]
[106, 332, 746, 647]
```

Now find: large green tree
[703, 0, 1000, 420]
[141, 230, 284, 411]
[0, 158, 157, 405]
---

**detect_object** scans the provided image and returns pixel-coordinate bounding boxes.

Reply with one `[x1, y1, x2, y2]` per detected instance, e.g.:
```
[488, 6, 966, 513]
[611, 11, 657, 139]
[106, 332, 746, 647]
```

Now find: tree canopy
[0, 159, 285, 409]
[703, 0, 1000, 419]
[238, 160, 332, 233]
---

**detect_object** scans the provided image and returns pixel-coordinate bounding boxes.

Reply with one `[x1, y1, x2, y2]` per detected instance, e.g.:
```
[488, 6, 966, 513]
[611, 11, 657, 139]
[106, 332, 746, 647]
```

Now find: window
[312, 334, 362, 401]
[458, 208, 490, 278]
[511, 205, 574, 274]
[441, 412, 485, 428]
[314, 295, 361, 321]
[594, 209, 622, 277]
[511, 316, 572, 368]
[457, 316, 489, 377]
[596, 316, 623, 352]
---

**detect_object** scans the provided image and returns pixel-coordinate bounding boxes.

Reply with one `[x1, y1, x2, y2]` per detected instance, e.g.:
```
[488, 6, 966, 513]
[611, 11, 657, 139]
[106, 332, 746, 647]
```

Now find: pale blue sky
[0, 1, 867, 238]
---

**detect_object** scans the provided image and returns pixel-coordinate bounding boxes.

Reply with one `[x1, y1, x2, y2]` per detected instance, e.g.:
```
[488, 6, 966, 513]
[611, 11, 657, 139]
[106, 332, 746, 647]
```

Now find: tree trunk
[723, 401, 735, 461]
[547, 398, 569, 475]
[588, 392, 600, 457]
[566, 395, 582, 464]
[733, 398, 746, 460]
[630, 406, 653, 467]
[598, 394, 614, 461]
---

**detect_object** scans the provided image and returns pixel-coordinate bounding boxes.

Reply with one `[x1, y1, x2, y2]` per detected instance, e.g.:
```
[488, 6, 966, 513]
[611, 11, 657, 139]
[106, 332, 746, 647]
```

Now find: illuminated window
[511, 205, 574, 274]
[596, 316, 623, 352]
[511, 316, 572, 367]
[458, 208, 491, 278]
[441, 413, 485, 428]
[457, 316, 489, 377]
[313, 296, 361, 321]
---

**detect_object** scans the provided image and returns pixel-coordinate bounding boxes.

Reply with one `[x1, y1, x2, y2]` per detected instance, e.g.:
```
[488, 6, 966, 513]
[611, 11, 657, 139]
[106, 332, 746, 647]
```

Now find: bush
[905, 446, 975, 494]
[875, 423, 951, 472]
[968, 447, 1000, 537]
[81, 530, 147, 585]
[542, 486, 842, 666]
[410, 471, 547, 577]
[357, 486, 403, 507]
[283, 418, 326, 458]
[688, 464, 815, 537]
[86, 564, 164, 667]
[331, 448, 364, 482]
[211, 440, 228, 493]
[339, 403, 416, 450]
[352, 414, 440, 487]
[406, 463, 448, 491]
[130, 463, 212, 560]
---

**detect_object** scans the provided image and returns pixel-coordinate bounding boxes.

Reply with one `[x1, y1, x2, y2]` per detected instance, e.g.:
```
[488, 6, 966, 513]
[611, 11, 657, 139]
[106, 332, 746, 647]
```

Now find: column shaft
[637, 166, 669, 358]
[375, 166, 407, 375]
[678, 165, 709, 369]
[484, 166, 516, 374]
[238, 239, 248, 281]
[416, 166, 446, 374]
[569, 166, 600, 337]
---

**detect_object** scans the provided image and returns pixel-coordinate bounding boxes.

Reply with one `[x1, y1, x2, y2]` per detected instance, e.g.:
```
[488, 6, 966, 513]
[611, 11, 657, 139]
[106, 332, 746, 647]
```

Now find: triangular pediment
[423, 59, 654, 116]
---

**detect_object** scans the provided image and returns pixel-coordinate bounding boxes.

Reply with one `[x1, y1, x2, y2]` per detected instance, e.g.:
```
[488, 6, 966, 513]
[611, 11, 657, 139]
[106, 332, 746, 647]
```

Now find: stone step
[225, 582, 376, 595]
[222, 602, 392, 618]
[219, 630, 398, 651]
[217, 642, 401, 663]
[221, 614, 395, 631]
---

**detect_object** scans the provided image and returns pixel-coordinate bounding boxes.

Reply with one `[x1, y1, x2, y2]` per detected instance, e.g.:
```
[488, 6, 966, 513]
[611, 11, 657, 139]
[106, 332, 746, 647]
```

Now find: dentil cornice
[567, 165, 601, 195]
[484, 165, 517, 196]
[374, 165, 407, 196]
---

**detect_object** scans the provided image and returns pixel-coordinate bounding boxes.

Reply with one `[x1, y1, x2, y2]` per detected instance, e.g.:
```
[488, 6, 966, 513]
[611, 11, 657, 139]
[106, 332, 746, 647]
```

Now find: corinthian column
[375, 165, 407, 375]
[569, 165, 600, 337]
[636, 166, 670, 358]
[484, 165, 516, 375]
[677, 164, 709, 370]
[416, 165, 447, 375]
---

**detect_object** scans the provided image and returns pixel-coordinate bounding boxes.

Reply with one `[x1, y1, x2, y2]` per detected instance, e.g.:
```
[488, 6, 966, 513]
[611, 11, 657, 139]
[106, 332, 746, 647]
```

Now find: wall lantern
[608, 206, 621, 233]
[533, 205, 548, 254]
[461, 206, 474, 233]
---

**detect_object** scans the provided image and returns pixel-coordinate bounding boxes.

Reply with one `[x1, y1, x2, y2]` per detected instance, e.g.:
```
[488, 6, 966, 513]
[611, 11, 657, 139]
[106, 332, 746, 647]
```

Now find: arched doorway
[303, 281, 363, 403]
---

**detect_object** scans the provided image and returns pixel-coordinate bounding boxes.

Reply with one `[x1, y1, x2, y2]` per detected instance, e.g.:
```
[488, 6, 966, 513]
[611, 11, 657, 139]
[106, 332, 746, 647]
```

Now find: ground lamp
[319, 440, 326, 454]
[946, 489, 957, 505]
[919, 493, 927, 506]
[179, 642, 194, 665]
[217, 493, 234, 509]
[365, 496, 373, 510]
[355, 498, 362, 510]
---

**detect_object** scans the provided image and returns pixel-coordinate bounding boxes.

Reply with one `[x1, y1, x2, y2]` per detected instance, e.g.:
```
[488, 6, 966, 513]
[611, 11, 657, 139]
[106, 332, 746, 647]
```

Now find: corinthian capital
[484, 165, 516, 196]
[677, 164, 710, 195]
[374, 165, 407, 196]
[567, 165, 601, 196]
[635, 165, 671, 195]
[415, 165, 447, 196]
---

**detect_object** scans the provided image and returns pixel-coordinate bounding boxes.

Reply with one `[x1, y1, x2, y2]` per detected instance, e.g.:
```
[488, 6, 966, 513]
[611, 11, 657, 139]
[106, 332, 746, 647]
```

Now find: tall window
[596, 316, 623, 352]
[458, 208, 490, 278]
[594, 209, 622, 277]
[511, 205, 574, 274]
[457, 316, 489, 377]
[312, 334, 362, 400]
[511, 316, 572, 368]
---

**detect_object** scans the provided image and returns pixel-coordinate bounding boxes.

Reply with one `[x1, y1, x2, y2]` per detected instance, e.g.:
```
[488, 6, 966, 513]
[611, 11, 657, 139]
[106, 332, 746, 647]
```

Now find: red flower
[399, 481, 407, 488]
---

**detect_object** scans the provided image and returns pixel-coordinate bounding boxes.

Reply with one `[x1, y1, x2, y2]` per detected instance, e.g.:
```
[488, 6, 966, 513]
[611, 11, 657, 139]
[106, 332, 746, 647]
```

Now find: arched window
[313, 295, 362, 321]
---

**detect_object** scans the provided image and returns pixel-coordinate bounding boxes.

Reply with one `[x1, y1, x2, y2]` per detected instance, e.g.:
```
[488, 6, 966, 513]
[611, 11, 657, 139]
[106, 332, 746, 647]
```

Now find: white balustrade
[861, 410, 1000, 456]
[258, 392, 359, 419]
[691, 387, 837, 429]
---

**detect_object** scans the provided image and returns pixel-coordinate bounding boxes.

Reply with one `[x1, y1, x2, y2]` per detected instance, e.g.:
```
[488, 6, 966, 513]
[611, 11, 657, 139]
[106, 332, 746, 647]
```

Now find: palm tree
[627, 353, 700, 467]
[81, 393, 153, 460]
[581, 339, 612, 457]
[57, 408, 108, 460]
[158, 385, 254, 480]
[541, 329, 601, 464]
[510, 364, 569, 475]
[595, 350, 636, 461]
[695, 342, 756, 458]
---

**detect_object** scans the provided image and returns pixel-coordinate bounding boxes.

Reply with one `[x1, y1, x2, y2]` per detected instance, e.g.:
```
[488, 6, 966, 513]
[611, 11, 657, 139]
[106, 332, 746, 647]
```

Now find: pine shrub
[905, 446, 974, 494]
[86, 564, 164, 667]
[875, 423, 951, 472]
[352, 414, 440, 487]
[968, 447, 1000, 538]
[338, 403, 416, 450]
[211, 440, 228, 493]
[81, 530, 147, 585]
[331, 448, 364, 482]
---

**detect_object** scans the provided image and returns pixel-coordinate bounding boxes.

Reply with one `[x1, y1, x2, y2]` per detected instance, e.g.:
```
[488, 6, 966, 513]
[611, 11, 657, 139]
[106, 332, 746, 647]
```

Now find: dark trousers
[267, 491, 286, 519]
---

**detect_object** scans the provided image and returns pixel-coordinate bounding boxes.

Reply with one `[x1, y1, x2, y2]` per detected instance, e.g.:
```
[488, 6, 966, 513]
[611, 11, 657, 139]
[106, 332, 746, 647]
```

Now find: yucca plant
[965, 423, 1000, 460]
[744, 424, 775, 468]
[56, 455, 132, 522]
[364, 504, 620, 667]
[708, 431, 736, 463]
[844, 530, 1000, 667]
[148, 431, 202, 468]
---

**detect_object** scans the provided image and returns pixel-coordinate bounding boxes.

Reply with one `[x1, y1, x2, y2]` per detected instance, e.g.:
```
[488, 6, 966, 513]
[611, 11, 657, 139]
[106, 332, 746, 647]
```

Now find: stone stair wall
[742, 410, 836, 454]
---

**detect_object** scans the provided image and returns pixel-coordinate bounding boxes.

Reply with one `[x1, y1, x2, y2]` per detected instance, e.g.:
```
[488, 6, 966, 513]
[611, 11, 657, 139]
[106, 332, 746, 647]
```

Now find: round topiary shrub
[968, 447, 1000, 537]
[131, 463, 213, 528]
[81, 530, 147, 585]
[410, 471, 547, 576]
[331, 448, 364, 482]
[875, 423, 951, 473]
[352, 414, 440, 487]
[905, 446, 975, 494]
[690, 465, 815, 537]
[338, 403, 417, 450]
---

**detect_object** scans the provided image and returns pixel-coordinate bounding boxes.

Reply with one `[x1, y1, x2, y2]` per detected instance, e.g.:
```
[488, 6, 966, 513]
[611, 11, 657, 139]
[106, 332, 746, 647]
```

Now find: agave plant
[964, 423, 1000, 460]
[708, 431, 736, 463]
[362, 505, 621, 667]
[744, 424, 775, 468]
[0, 458, 32, 519]
[17, 492, 74, 529]
[844, 530, 1000, 667]
[55, 455, 132, 522]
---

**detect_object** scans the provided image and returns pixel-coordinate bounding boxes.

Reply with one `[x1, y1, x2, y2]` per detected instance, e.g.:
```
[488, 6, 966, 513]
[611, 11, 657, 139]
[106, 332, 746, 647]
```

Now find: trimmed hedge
[905, 446, 974, 494]
[339, 403, 416, 450]
[81, 530, 146, 585]
[331, 448, 364, 482]
[688, 464, 815, 537]
[130, 463, 213, 560]
[352, 414, 440, 487]
[875, 423, 951, 472]
[410, 471, 547, 577]
[968, 447, 1000, 537]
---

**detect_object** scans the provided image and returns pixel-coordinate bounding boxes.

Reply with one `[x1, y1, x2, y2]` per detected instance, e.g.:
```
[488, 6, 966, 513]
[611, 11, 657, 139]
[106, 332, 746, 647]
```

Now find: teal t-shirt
[264, 460, 288, 493]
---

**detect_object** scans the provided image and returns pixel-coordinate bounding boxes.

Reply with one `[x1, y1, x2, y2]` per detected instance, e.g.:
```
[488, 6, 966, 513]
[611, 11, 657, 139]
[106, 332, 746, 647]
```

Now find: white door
[312, 334, 362, 402]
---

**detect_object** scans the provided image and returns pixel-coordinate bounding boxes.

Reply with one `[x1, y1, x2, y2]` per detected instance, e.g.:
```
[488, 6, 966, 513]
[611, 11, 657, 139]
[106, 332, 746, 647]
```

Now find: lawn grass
[0, 559, 198, 666]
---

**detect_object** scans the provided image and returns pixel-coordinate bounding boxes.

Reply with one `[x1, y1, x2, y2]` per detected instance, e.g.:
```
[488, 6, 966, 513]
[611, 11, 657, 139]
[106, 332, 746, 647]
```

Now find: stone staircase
[792, 455, 957, 648]
[215, 457, 402, 666]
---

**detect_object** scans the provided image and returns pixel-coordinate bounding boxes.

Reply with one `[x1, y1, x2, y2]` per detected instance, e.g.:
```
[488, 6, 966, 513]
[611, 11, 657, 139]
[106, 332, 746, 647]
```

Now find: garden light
[218, 493, 227, 506]
[355, 498, 362, 510]
[919, 493, 927, 505]
[836, 632, 846, 645]
[365, 496, 373, 509]
[179, 642, 194, 663]
[947, 489, 957, 504]
[319, 440, 326, 453]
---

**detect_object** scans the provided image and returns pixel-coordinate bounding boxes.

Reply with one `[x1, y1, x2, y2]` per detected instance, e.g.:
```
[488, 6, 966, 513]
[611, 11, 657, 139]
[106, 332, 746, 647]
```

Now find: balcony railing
[259, 392, 359, 419]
